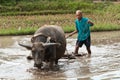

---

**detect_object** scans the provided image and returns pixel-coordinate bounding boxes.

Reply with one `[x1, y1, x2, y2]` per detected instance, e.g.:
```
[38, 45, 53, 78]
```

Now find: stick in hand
[65, 30, 77, 39]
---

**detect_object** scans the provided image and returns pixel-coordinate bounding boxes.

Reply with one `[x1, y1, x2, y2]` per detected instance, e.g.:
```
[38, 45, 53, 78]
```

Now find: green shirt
[75, 17, 92, 41]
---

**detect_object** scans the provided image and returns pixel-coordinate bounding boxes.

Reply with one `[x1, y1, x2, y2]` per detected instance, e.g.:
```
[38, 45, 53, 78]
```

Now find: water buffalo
[19, 25, 66, 70]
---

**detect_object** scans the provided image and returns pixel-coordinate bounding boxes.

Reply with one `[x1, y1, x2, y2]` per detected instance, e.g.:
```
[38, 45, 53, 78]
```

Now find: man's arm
[66, 30, 77, 38]
[88, 20, 94, 26]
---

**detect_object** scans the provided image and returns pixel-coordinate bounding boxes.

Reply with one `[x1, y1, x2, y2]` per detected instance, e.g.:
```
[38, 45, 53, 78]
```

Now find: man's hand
[65, 30, 77, 38]
[88, 20, 94, 26]
[66, 34, 71, 38]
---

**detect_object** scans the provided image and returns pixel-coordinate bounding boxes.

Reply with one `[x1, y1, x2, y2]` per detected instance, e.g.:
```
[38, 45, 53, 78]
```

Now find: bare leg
[73, 45, 82, 56]
[86, 47, 91, 57]
[87, 47, 91, 54]
[74, 45, 79, 54]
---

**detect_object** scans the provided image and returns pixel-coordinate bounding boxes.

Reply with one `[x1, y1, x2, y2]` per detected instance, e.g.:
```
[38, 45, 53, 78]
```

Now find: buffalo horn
[18, 42, 32, 50]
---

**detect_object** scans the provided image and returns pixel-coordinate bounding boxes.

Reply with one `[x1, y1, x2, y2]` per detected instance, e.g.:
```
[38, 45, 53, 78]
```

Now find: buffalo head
[18, 41, 61, 69]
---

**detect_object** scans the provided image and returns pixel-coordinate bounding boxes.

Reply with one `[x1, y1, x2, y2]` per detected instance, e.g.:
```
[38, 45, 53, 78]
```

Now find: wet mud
[0, 31, 120, 80]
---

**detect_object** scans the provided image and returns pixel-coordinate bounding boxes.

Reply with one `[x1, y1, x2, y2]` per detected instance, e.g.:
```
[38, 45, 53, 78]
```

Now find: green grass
[0, 13, 120, 35]
[0, 10, 75, 16]
[62, 26, 75, 33]
[91, 23, 120, 32]
[0, 1, 120, 35]
[0, 0, 112, 16]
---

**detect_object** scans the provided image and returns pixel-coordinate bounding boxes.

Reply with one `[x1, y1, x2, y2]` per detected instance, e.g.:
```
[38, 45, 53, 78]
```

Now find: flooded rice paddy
[0, 31, 120, 80]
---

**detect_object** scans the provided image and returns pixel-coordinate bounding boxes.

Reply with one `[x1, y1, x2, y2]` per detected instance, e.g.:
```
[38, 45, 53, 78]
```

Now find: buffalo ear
[18, 42, 32, 50]
[43, 43, 61, 47]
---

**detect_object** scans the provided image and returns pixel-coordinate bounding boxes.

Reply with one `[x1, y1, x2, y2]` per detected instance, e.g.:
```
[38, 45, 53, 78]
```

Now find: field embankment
[0, 0, 120, 35]
[0, 0, 105, 16]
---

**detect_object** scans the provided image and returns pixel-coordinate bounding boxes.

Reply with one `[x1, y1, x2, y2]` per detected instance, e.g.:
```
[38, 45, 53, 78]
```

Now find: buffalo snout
[34, 62, 48, 69]
[34, 63, 42, 69]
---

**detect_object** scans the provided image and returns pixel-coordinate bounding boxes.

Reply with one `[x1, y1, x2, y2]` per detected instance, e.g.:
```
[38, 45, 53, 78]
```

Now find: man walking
[66, 10, 94, 57]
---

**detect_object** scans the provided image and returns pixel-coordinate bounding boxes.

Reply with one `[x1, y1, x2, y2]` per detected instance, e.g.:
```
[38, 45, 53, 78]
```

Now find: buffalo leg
[49, 46, 56, 69]
[55, 59, 58, 64]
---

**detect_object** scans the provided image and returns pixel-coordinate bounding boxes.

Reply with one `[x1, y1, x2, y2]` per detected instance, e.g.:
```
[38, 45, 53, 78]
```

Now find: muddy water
[0, 31, 120, 80]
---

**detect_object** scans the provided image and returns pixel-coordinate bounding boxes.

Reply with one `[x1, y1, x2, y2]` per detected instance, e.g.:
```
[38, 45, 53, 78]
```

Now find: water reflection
[63, 57, 91, 80]
[0, 31, 120, 80]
